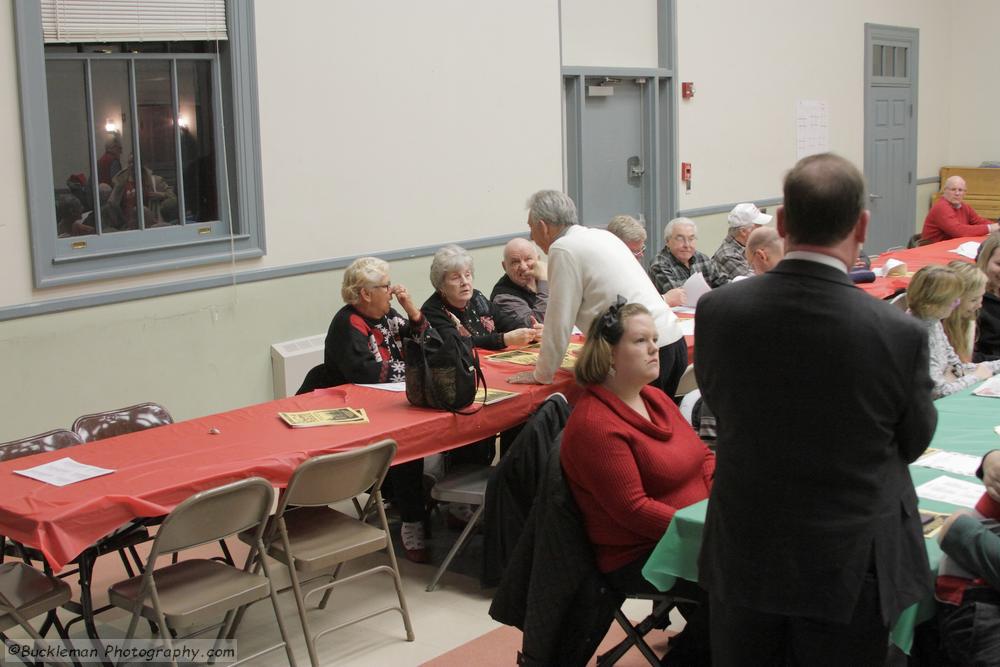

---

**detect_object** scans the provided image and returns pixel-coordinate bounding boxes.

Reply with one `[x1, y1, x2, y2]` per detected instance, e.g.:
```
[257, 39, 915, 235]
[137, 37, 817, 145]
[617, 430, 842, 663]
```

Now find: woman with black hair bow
[561, 298, 714, 665]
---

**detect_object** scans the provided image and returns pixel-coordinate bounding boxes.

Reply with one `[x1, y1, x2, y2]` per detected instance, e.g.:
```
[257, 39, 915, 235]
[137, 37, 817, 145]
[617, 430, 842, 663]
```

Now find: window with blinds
[14, 0, 263, 287]
[41, 0, 227, 43]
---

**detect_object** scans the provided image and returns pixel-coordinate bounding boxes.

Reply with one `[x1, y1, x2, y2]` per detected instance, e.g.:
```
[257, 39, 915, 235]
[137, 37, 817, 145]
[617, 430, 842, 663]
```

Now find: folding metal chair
[239, 439, 414, 667]
[107, 478, 297, 667]
[425, 465, 491, 592]
[73, 403, 235, 567]
[674, 364, 698, 399]
[0, 562, 73, 667]
[890, 291, 909, 311]
[71, 402, 174, 442]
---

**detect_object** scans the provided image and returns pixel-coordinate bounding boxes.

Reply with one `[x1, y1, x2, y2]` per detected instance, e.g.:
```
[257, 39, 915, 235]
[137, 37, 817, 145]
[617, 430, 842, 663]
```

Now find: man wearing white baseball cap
[712, 202, 773, 280]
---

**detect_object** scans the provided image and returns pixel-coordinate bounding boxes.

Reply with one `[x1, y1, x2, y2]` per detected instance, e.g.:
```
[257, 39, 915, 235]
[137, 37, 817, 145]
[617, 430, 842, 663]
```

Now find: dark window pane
[177, 60, 218, 223]
[873, 46, 882, 76]
[46, 59, 97, 237]
[896, 47, 907, 78]
[135, 60, 179, 227]
[92, 59, 133, 232]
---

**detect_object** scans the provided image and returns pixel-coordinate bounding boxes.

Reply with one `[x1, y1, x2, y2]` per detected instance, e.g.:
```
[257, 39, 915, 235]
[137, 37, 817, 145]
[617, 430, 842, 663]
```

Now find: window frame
[14, 0, 265, 288]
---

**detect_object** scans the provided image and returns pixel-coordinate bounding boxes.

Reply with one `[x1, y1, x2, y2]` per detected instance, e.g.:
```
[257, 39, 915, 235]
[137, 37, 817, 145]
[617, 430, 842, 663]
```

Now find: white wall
[947, 0, 1000, 166]
[0, 0, 563, 309]
[1, 0, 997, 440]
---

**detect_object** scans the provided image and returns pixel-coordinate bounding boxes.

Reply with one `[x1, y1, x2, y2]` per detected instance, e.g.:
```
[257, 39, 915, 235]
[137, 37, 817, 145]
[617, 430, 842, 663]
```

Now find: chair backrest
[890, 292, 908, 312]
[150, 477, 274, 556]
[675, 364, 698, 398]
[72, 402, 174, 442]
[280, 439, 397, 510]
[0, 429, 83, 462]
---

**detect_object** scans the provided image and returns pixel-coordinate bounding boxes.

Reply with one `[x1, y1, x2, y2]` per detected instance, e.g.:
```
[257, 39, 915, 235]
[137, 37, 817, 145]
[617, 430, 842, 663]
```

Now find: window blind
[41, 0, 228, 43]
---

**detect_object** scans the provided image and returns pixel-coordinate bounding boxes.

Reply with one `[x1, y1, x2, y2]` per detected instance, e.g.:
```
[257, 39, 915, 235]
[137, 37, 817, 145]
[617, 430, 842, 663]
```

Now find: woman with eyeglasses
[321, 256, 432, 562]
[907, 264, 1000, 399]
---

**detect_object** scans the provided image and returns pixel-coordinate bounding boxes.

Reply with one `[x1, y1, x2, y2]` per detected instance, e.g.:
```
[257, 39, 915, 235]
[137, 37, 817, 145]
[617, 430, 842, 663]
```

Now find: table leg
[75, 548, 114, 667]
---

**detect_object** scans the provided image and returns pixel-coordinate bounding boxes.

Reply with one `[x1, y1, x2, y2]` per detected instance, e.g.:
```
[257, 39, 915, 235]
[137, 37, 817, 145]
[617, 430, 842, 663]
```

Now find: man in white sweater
[508, 190, 687, 396]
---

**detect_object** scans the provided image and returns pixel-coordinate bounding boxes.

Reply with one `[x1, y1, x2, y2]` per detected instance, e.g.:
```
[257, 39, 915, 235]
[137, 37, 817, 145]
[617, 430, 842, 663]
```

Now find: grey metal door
[864, 25, 918, 253]
[578, 79, 646, 227]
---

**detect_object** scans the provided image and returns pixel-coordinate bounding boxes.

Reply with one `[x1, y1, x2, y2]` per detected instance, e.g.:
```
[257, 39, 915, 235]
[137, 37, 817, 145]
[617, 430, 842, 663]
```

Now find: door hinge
[908, 171, 913, 184]
[909, 104, 913, 117]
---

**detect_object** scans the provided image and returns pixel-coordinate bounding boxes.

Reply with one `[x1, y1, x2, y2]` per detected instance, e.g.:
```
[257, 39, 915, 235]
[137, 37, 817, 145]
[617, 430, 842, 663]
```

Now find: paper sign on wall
[796, 100, 829, 160]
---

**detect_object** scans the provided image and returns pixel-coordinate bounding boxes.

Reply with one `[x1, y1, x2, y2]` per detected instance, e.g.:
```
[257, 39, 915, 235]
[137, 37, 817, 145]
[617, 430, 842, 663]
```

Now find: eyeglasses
[631, 244, 646, 259]
[371, 282, 391, 291]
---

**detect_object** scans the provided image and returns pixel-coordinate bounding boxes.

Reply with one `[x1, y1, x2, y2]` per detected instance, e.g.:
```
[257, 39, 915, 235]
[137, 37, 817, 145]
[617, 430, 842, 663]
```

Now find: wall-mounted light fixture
[177, 115, 189, 129]
[105, 119, 118, 133]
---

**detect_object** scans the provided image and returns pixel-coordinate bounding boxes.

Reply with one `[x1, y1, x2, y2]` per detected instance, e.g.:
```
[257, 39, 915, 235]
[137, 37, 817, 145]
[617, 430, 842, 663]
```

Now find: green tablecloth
[642, 386, 1000, 654]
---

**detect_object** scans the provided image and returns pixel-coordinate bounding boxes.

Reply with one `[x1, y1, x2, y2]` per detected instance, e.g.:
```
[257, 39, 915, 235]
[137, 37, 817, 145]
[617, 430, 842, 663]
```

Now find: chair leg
[257, 548, 300, 667]
[316, 563, 344, 610]
[425, 504, 483, 592]
[279, 525, 321, 667]
[376, 492, 414, 641]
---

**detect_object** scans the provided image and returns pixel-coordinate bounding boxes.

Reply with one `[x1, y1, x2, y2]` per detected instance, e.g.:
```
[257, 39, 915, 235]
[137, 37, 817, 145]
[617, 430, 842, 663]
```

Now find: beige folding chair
[240, 439, 414, 667]
[107, 478, 297, 667]
[71, 402, 174, 442]
[0, 562, 73, 667]
[675, 363, 698, 398]
[426, 465, 491, 592]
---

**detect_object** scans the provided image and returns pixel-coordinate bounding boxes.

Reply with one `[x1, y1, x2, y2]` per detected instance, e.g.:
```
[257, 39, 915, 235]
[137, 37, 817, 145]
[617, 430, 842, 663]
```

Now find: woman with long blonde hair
[942, 260, 988, 362]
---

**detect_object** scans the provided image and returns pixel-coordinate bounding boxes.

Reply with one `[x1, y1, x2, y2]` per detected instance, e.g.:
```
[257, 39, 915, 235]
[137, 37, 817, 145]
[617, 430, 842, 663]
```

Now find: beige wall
[1, 0, 996, 440]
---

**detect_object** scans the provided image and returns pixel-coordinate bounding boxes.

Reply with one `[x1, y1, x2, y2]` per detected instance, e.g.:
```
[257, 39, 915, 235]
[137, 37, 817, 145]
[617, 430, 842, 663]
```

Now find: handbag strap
[451, 348, 487, 416]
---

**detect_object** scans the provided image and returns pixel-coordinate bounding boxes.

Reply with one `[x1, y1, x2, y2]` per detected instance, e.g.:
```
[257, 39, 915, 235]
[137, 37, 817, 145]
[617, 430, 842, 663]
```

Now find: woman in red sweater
[561, 299, 714, 664]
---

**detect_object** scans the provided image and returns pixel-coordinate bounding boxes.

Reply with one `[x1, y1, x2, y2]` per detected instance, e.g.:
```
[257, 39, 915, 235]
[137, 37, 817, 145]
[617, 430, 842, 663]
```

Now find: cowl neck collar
[587, 385, 673, 441]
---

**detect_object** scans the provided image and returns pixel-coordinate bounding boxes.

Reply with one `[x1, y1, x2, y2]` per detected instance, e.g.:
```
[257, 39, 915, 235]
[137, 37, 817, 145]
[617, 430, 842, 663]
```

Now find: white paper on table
[951, 241, 981, 260]
[671, 306, 696, 315]
[914, 450, 983, 477]
[915, 476, 984, 509]
[682, 272, 712, 307]
[973, 375, 1000, 398]
[678, 319, 695, 336]
[356, 382, 407, 392]
[14, 457, 114, 487]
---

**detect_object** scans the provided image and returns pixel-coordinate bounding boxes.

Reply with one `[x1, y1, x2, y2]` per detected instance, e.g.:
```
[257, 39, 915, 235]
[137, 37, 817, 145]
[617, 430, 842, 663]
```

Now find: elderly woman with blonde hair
[312, 256, 432, 562]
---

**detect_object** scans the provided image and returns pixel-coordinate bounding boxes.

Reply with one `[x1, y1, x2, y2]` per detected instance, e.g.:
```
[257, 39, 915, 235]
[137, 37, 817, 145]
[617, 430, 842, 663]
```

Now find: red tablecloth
[0, 361, 579, 571]
[858, 236, 984, 298]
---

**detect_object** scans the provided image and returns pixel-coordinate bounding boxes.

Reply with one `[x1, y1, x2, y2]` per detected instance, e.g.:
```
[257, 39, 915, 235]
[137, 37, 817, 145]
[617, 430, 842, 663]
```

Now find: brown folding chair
[0, 562, 73, 667]
[73, 403, 234, 566]
[71, 402, 174, 442]
[239, 439, 414, 667]
[107, 477, 297, 667]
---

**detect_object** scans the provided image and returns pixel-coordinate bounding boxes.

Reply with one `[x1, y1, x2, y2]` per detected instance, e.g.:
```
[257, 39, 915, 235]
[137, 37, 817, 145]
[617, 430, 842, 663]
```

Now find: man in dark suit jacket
[694, 153, 938, 665]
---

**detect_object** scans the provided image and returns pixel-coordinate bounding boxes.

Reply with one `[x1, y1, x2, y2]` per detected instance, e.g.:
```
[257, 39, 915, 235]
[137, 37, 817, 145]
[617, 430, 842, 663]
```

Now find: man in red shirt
[921, 175, 999, 243]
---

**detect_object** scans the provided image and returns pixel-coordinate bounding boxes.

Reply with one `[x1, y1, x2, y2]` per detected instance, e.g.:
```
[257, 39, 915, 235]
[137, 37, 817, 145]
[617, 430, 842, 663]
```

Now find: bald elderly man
[921, 175, 1000, 243]
[490, 237, 549, 331]
[745, 226, 784, 274]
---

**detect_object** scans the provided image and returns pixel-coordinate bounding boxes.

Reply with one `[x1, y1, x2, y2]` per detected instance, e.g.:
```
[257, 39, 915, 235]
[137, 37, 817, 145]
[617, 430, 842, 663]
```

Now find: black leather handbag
[404, 327, 486, 413]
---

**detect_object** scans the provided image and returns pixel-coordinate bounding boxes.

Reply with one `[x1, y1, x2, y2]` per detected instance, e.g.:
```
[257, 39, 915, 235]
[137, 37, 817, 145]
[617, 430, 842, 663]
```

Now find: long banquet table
[641, 385, 1000, 654]
[0, 360, 578, 573]
[858, 235, 985, 299]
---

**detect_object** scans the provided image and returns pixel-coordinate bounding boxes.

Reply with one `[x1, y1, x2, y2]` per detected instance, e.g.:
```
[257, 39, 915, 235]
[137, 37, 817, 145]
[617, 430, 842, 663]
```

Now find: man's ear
[854, 210, 870, 244]
[775, 205, 787, 239]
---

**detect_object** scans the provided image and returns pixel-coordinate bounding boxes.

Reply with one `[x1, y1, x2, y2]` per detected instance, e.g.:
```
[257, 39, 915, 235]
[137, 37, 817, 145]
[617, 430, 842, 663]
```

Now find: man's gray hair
[607, 215, 647, 244]
[341, 256, 389, 305]
[664, 217, 697, 239]
[526, 190, 578, 228]
[430, 244, 474, 291]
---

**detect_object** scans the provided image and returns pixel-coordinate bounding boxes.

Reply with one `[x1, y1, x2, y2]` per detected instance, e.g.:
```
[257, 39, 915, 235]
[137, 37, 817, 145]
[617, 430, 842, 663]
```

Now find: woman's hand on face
[391, 284, 421, 320]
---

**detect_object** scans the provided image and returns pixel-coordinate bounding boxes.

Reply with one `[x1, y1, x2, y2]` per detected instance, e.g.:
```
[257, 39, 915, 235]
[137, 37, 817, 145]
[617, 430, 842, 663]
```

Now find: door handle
[869, 193, 883, 200]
